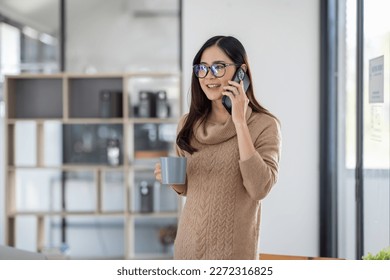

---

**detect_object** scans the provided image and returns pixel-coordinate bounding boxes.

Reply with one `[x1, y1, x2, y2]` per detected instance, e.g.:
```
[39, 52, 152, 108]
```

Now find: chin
[205, 91, 223, 101]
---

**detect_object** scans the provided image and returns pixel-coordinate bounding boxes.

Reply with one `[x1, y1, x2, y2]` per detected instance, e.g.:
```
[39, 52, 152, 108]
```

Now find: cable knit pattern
[172, 107, 282, 260]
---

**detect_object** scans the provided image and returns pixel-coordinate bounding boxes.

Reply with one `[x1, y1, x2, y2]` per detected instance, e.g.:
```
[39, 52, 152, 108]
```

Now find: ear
[240, 64, 248, 72]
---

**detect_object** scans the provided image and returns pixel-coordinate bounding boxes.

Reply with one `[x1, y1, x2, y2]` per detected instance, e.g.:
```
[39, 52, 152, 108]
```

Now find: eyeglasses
[193, 63, 238, 78]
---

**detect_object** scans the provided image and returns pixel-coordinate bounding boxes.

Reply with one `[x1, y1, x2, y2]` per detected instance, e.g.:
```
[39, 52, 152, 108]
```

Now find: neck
[208, 100, 230, 124]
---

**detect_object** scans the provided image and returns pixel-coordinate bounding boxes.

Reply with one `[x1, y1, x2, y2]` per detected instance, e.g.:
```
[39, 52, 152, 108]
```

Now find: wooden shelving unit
[4, 72, 182, 259]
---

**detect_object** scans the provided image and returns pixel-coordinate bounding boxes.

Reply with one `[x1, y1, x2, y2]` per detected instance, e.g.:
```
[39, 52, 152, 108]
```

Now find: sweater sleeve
[170, 115, 188, 196]
[239, 117, 282, 201]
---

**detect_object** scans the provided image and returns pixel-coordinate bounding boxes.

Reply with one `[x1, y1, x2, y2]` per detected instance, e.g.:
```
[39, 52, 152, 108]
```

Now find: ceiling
[0, 0, 179, 36]
[0, 0, 59, 34]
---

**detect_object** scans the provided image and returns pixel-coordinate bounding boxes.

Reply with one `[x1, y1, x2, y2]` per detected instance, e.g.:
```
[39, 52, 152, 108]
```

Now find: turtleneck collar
[194, 106, 253, 145]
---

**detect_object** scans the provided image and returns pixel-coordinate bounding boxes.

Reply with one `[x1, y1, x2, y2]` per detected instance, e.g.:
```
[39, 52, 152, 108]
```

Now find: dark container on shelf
[63, 124, 123, 165]
[99, 90, 123, 118]
[136, 90, 170, 118]
[155, 90, 170, 118]
[138, 91, 156, 118]
[139, 181, 154, 213]
[106, 138, 120, 166]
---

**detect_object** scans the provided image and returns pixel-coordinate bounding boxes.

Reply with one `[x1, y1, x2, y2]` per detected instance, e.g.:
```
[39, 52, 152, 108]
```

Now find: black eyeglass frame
[193, 63, 239, 78]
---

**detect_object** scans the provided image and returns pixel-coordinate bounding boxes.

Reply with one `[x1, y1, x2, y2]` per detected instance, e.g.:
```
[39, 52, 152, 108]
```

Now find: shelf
[131, 212, 179, 219]
[8, 165, 126, 171]
[6, 77, 63, 119]
[5, 73, 64, 79]
[7, 118, 179, 124]
[68, 77, 123, 119]
[130, 253, 173, 260]
[70, 255, 125, 260]
[8, 211, 125, 217]
[64, 118, 125, 124]
[8, 164, 172, 172]
[7, 119, 63, 124]
[130, 118, 179, 124]
[4, 72, 182, 259]
[132, 164, 157, 171]
[9, 211, 178, 218]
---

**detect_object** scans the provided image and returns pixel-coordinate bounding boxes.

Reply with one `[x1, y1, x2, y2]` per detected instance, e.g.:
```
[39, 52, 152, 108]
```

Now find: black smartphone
[222, 67, 250, 114]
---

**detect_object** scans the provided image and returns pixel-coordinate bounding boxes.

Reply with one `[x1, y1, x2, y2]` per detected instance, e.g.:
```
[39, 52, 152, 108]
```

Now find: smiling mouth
[207, 84, 221, 88]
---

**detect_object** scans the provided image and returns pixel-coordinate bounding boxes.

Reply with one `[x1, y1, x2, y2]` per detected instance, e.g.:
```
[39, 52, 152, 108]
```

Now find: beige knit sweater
[172, 107, 281, 260]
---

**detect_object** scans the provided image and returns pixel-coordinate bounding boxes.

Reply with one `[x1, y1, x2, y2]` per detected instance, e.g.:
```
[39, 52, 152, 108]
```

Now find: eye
[212, 64, 225, 71]
[199, 64, 208, 71]
[193, 64, 209, 78]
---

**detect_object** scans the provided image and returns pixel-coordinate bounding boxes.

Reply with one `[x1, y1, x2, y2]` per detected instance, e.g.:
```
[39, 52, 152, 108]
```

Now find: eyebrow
[199, 60, 227, 65]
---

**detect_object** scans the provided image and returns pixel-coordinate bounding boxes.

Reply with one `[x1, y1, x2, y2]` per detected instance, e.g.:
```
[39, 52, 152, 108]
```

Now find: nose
[205, 68, 215, 79]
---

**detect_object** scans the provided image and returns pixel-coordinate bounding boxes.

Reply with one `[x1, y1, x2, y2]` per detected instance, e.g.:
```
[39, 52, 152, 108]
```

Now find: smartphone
[222, 67, 251, 114]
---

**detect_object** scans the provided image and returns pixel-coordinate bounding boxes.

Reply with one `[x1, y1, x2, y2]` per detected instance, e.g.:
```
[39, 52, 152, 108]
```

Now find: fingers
[222, 81, 249, 122]
[154, 162, 162, 183]
[225, 80, 246, 96]
[228, 80, 244, 94]
[223, 85, 240, 96]
[223, 81, 247, 101]
[222, 89, 236, 101]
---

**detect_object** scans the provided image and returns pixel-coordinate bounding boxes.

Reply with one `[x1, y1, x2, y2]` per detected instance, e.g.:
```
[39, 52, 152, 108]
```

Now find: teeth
[207, 84, 220, 88]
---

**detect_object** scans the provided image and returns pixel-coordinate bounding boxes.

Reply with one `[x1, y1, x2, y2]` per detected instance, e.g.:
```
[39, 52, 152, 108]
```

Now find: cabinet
[4, 73, 182, 259]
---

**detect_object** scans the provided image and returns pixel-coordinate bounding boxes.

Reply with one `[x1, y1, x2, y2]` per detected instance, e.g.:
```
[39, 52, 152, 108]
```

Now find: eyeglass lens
[194, 63, 226, 78]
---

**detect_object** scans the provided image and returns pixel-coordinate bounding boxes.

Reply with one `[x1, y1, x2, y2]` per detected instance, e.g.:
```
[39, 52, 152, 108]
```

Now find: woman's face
[198, 45, 237, 102]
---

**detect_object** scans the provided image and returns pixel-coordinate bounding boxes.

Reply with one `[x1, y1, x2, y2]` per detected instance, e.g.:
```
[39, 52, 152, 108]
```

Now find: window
[337, 0, 390, 259]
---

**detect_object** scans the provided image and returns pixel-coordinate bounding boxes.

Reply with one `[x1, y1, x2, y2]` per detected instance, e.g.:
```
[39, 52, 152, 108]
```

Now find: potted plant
[362, 247, 390, 260]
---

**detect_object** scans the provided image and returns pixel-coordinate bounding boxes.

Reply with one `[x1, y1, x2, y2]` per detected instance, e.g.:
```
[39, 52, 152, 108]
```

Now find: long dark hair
[177, 35, 277, 154]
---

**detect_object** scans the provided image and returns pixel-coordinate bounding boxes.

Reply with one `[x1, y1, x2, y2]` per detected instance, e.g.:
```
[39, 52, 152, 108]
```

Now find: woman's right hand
[154, 162, 162, 183]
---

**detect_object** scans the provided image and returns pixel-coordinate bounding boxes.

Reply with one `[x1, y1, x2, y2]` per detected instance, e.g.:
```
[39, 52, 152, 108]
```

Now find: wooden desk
[260, 253, 343, 260]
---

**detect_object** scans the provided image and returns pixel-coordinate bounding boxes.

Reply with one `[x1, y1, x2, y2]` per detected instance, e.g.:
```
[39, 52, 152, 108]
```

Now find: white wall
[182, 0, 320, 256]
[0, 102, 4, 244]
[66, 0, 179, 73]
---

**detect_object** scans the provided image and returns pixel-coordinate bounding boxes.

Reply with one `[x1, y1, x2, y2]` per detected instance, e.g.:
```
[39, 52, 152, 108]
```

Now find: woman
[154, 35, 282, 259]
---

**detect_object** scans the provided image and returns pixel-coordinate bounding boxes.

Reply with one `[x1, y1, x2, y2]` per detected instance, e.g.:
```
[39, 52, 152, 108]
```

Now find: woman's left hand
[222, 80, 250, 125]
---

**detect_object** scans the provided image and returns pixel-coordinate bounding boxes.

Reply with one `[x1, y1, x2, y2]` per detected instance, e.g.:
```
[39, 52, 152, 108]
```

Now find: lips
[206, 84, 221, 88]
